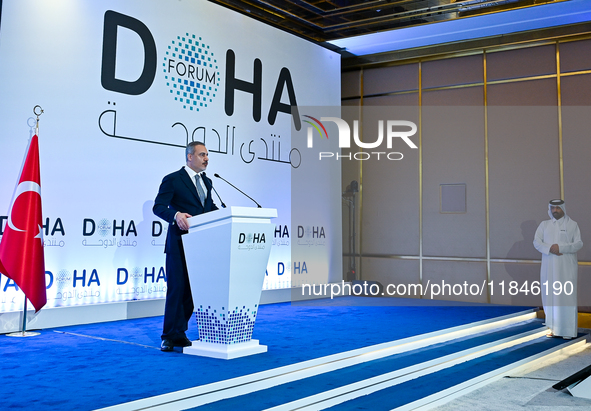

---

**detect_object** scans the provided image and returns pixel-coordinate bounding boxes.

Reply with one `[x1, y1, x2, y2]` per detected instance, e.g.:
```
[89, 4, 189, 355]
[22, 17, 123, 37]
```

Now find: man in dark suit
[153, 141, 218, 351]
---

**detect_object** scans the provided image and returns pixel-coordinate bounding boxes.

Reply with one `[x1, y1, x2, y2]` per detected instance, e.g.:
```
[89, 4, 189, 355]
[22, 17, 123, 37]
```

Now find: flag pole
[21, 298, 28, 335]
[8, 297, 40, 337]
[6, 105, 45, 338]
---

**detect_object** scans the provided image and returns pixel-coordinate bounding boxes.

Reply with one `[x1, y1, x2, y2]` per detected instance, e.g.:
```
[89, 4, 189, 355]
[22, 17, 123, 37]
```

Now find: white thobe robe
[533, 216, 582, 338]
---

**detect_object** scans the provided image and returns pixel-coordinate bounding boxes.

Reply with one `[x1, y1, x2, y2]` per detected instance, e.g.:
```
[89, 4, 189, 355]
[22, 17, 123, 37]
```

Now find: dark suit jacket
[153, 168, 218, 254]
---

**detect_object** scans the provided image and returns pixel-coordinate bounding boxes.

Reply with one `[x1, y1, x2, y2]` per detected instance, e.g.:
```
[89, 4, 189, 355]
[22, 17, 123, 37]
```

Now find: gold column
[418, 61, 423, 289]
[556, 41, 565, 200]
[483, 51, 491, 304]
[358, 68, 364, 281]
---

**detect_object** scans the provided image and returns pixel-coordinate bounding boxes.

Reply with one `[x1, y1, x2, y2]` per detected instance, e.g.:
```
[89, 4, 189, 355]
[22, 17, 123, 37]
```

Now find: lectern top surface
[187, 206, 277, 229]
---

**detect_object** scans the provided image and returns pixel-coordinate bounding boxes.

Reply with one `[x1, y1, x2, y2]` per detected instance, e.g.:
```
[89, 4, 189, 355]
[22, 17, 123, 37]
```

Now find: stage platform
[1, 296, 588, 410]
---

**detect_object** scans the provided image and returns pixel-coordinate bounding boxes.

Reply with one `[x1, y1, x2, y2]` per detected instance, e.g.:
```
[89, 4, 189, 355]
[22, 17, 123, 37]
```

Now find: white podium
[181, 206, 277, 359]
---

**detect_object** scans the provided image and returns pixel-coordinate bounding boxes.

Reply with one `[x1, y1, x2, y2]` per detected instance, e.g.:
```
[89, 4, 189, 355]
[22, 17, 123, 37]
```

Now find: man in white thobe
[533, 199, 583, 339]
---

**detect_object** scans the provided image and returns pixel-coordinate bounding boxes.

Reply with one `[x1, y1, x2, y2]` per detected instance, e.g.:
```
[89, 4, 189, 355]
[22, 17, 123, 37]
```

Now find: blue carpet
[0, 297, 530, 410]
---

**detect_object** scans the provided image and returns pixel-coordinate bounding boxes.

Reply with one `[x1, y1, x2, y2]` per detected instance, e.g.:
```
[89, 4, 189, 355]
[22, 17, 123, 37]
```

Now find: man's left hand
[550, 244, 562, 256]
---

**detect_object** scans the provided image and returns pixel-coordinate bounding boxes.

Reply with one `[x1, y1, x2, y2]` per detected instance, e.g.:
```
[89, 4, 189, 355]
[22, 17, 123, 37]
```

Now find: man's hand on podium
[175, 212, 193, 231]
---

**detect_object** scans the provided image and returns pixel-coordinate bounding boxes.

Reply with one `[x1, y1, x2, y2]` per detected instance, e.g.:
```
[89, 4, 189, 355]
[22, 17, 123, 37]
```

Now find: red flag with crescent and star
[0, 135, 46, 312]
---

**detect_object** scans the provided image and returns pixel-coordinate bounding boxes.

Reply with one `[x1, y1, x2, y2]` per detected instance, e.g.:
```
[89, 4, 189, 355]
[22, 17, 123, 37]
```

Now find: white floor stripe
[397, 339, 589, 411]
[94, 310, 537, 411]
[262, 327, 549, 411]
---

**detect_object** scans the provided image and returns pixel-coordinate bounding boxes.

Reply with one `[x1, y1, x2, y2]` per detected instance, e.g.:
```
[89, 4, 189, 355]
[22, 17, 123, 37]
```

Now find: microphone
[214, 173, 262, 208]
[202, 173, 226, 208]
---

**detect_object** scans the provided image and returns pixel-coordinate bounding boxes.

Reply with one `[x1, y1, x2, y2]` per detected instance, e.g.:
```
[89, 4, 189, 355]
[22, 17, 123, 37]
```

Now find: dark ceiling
[208, 0, 559, 46]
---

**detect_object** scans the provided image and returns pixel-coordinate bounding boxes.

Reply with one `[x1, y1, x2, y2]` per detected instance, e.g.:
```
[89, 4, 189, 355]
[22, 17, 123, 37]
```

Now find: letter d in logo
[101, 10, 157, 95]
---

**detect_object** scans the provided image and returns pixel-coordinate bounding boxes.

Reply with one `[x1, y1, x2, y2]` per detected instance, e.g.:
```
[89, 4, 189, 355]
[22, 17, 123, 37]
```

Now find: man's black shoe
[161, 339, 174, 352]
[174, 336, 192, 347]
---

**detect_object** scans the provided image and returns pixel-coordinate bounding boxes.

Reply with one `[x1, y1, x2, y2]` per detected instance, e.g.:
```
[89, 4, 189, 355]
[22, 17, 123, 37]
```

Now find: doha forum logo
[163, 33, 220, 112]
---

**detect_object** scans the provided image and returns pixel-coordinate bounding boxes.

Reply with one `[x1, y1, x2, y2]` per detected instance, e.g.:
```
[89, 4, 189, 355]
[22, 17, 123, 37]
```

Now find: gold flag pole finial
[33, 105, 44, 135]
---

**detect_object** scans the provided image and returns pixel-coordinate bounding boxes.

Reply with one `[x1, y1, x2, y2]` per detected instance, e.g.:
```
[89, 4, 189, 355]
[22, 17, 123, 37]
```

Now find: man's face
[551, 205, 564, 220]
[187, 145, 209, 173]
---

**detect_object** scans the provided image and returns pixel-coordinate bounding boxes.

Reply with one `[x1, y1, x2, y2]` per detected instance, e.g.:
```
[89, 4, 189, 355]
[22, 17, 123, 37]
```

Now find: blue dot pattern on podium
[163, 33, 219, 112]
[195, 304, 258, 344]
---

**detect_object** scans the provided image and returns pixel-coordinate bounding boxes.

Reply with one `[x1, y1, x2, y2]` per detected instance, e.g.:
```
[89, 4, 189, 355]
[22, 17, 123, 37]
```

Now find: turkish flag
[0, 135, 46, 312]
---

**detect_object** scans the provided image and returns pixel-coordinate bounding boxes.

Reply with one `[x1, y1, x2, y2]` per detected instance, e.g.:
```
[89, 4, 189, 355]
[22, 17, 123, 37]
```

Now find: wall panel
[342, 70, 361, 98]
[422, 54, 483, 89]
[422, 89, 486, 258]
[421, 86, 483, 106]
[487, 103, 560, 259]
[561, 105, 591, 261]
[490, 262, 543, 306]
[423, 260, 488, 303]
[361, 257, 420, 299]
[561, 76, 591, 261]
[361, 106, 420, 256]
[364, 93, 419, 107]
[560, 39, 591, 73]
[487, 78, 558, 106]
[364, 63, 419, 96]
[487, 44, 556, 81]
[577, 266, 591, 308]
[561, 73, 591, 105]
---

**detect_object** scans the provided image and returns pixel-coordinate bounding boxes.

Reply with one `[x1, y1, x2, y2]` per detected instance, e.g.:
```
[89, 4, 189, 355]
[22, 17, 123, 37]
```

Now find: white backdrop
[0, 0, 341, 312]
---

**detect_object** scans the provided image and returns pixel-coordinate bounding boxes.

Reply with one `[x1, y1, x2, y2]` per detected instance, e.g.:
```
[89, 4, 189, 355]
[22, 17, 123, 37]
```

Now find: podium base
[183, 339, 267, 359]
[6, 331, 40, 337]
